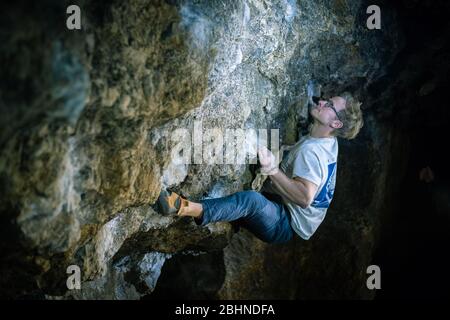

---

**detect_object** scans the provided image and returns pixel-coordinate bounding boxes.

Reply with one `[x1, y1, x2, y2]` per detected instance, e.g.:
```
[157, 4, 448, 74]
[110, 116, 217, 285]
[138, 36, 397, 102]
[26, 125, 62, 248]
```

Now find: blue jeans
[195, 191, 294, 244]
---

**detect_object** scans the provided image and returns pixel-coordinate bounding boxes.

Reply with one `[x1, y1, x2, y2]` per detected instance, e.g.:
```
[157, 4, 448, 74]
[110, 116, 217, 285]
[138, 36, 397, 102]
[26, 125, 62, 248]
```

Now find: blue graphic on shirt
[311, 162, 336, 209]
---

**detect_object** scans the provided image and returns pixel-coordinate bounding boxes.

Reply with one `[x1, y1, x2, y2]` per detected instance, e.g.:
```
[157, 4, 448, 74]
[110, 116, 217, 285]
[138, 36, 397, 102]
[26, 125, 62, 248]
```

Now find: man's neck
[309, 122, 334, 139]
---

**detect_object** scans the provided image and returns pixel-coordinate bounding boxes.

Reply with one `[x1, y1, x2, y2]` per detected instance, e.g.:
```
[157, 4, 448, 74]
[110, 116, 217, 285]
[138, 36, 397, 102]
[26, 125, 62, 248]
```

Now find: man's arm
[268, 171, 318, 209]
[257, 145, 318, 208]
[254, 143, 296, 193]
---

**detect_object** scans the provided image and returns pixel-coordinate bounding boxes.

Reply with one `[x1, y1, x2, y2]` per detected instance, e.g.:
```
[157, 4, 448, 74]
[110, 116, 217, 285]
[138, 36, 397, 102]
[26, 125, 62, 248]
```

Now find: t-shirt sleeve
[292, 148, 322, 187]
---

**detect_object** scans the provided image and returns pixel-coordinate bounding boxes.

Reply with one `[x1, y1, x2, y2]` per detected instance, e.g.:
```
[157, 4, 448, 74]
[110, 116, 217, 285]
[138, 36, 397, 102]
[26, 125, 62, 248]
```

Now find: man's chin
[309, 106, 318, 118]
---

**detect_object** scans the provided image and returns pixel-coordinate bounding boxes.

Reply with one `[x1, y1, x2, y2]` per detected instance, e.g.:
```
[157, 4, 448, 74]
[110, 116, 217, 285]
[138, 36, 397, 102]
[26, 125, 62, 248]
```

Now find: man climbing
[157, 92, 363, 243]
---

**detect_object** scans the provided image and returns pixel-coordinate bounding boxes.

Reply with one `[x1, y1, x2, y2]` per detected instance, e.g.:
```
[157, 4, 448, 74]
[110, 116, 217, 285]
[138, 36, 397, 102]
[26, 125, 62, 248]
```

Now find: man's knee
[237, 190, 266, 210]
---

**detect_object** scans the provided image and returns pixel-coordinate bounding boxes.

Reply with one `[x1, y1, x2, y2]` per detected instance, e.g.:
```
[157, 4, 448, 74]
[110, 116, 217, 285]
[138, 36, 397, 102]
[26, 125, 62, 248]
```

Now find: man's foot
[157, 189, 189, 215]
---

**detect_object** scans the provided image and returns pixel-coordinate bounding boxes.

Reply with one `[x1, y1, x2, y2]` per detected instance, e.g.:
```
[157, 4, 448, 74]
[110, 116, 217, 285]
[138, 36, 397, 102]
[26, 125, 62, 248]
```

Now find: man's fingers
[257, 146, 267, 157]
[257, 146, 264, 155]
[257, 150, 263, 164]
[258, 145, 270, 155]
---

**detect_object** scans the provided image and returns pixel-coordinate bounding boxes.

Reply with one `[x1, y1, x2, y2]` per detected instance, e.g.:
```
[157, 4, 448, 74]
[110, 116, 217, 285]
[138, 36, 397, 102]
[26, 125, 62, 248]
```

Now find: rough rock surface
[0, 0, 425, 299]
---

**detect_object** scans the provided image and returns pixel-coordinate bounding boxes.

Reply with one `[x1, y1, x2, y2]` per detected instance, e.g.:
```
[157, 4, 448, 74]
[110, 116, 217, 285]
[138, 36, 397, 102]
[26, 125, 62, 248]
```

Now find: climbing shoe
[157, 189, 189, 215]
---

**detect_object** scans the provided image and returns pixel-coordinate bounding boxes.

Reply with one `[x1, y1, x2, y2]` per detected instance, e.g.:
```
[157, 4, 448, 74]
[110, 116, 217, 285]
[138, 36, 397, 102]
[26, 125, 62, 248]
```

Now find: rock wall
[0, 0, 404, 299]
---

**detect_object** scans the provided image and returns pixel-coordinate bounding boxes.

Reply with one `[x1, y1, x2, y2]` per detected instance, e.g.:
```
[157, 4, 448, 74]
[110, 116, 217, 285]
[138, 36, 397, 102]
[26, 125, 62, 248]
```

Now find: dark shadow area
[368, 0, 450, 300]
[145, 250, 226, 300]
[373, 125, 450, 299]
[373, 82, 450, 300]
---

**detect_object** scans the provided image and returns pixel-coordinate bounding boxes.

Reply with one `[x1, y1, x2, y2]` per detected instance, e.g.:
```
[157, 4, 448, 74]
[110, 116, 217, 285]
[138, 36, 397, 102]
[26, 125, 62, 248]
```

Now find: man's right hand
[257, 146, 279, 175]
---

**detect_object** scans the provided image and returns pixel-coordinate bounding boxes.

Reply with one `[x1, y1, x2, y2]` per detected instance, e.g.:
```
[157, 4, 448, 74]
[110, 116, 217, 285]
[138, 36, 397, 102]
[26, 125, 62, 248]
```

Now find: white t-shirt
[280, 134, 338, 240]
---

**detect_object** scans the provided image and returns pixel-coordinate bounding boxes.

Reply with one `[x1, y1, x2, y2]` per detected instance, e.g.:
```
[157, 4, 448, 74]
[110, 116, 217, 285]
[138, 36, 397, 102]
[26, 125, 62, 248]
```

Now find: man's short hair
[334, 92, 364, 140]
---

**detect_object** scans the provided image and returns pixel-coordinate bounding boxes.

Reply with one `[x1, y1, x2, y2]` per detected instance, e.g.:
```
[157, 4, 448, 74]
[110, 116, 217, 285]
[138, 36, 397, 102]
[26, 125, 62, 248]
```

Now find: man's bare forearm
[268, 170, 310, 208]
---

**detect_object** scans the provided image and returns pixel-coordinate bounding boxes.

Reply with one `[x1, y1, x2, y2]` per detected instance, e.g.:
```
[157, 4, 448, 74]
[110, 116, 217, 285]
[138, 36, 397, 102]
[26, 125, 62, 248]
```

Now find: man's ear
[331, 120, 343, 129]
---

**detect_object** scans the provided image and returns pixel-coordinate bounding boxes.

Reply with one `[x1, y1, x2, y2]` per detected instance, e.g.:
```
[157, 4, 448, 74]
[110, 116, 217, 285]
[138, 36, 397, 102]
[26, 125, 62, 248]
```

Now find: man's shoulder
[301, 136, 337, 150]
[298, 137, 337, 161]
[298, 138, 322, 154]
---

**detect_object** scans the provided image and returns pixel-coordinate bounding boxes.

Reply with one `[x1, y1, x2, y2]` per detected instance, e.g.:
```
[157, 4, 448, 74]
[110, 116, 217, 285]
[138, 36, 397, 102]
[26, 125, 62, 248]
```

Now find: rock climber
[157, 93, 364, 243]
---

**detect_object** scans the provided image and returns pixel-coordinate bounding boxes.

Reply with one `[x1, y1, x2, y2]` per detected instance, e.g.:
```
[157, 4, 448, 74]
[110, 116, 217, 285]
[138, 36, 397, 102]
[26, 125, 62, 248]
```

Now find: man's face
[310, 96, 346, 128]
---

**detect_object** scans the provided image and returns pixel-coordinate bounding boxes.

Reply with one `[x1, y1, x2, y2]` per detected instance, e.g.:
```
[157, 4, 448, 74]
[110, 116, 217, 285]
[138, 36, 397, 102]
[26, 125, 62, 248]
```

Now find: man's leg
[179, 190, 293, 244]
